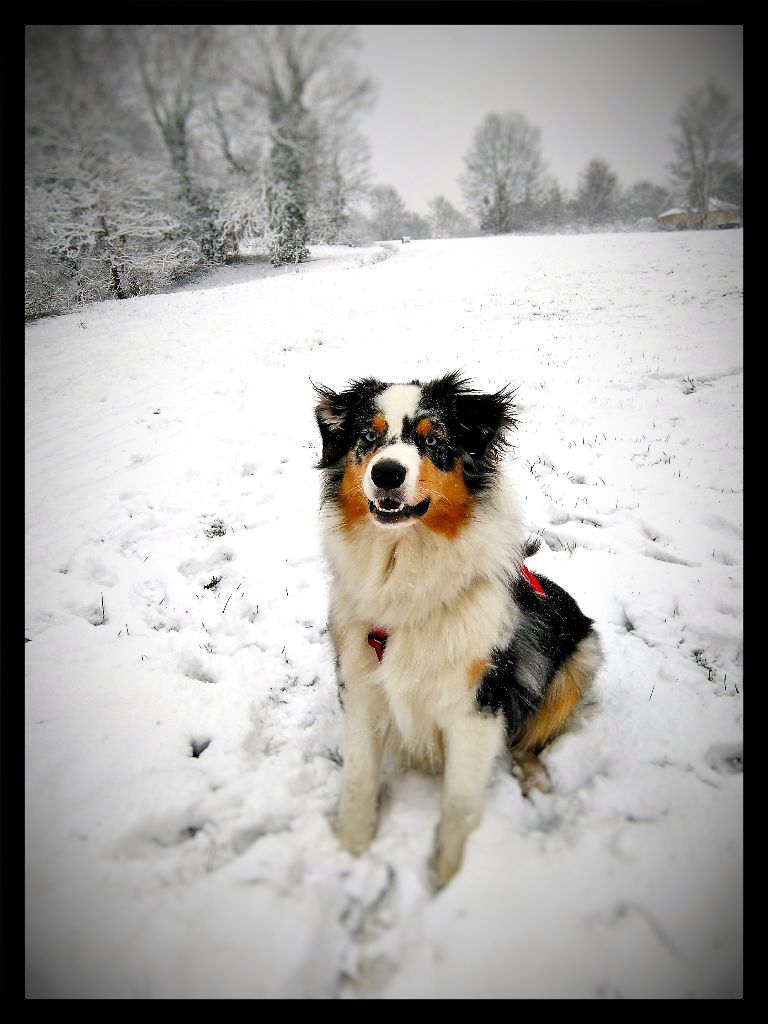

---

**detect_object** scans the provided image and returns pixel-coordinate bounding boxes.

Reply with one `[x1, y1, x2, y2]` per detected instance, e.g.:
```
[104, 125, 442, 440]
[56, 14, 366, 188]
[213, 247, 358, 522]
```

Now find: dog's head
[314, 372, 516, 537]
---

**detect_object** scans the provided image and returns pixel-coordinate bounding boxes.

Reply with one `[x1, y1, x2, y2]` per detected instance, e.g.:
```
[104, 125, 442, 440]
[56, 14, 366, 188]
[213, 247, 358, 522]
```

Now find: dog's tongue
[378, 497, 402, 511]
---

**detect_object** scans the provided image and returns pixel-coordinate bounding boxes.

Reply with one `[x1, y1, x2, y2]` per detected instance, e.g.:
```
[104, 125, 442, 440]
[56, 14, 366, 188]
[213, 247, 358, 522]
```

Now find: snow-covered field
[25, 231, 742, 999]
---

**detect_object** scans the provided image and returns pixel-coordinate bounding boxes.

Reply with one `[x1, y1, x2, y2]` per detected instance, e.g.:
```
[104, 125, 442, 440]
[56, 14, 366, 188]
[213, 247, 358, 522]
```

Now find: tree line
[375, 82, 742, 241]
[25, 25, 743, 320]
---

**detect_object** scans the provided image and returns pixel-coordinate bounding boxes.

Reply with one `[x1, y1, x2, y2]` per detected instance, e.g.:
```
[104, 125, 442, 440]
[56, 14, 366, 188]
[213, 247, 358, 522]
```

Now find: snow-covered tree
[715, 161, 743, 215]
[24, 25, 377, 316]
[525, 176, 567, 232]
[460, 112, 547, 233]
[25, 26, 201, 317]
[621, 180, 673, 223]
[310, 130, 372, 244]
[575, 158, 621, 226]
[27, 139, 199, 304]
[365, 186, 431, 241]
[427, 195, 473, 238]
[669, 81, 742, 227]
[237, 25, 374, 264]
[211, 179, 269, 255]
[128, 25, 233, 263]
[368, 186, 409, 240]
[402, 211, 431, 240]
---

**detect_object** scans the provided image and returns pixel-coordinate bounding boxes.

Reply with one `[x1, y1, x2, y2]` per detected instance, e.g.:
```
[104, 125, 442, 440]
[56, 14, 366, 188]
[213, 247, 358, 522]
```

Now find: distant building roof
[709, 197, 739, 211]
[659, 197, 739, 218]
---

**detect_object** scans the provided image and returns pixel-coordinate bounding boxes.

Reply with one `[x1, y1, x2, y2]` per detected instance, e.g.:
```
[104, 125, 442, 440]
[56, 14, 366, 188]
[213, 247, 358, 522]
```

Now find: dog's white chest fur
[322, 477, 525, 759]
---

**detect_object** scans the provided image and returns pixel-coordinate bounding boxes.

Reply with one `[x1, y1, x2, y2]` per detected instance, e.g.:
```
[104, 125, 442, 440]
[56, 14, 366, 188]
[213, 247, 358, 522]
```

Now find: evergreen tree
[267, 141, 311, 264]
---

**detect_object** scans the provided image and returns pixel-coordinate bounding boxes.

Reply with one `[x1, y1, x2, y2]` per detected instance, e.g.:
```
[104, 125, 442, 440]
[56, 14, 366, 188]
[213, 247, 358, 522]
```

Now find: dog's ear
[314, 385, 348, 468]
[314, 384, 344, 432]
[454, 384, 518, 460]
[425, 372, 517, 460]
[313, 379, 384, 468]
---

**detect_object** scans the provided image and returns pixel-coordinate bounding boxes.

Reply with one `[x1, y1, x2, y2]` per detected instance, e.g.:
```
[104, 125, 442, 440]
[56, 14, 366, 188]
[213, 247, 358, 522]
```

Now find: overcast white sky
[356, 25, 743, 214]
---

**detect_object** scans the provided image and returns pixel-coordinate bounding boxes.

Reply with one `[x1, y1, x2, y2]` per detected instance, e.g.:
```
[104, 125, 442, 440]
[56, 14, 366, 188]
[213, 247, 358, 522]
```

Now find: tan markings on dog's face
[467, 658, 488, 689]
[416, 457, 474, 539]
[338, 453, 372, 531]
[517, 656, 586, 752]
[372, 413, 387, 435]
[416, 417, 433, 437]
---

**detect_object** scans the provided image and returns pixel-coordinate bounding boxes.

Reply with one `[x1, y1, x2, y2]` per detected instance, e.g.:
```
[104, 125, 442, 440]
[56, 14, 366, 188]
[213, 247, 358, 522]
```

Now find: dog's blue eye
[363, 430, 378, 443]
[424, 434, 438, 446]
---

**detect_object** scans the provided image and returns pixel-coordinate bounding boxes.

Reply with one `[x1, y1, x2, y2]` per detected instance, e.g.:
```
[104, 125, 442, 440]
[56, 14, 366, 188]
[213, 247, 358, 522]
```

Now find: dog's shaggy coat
[315, 372, 602, 885]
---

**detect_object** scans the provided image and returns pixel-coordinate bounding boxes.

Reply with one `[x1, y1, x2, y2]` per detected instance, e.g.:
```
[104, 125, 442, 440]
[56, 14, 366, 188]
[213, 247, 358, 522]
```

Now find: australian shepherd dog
[314, 372, 602, 885]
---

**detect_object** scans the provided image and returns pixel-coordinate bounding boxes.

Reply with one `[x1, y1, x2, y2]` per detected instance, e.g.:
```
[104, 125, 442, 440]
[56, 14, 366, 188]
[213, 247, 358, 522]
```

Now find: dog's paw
[431, 831, 465, 889]
[432, 849, 462, 889]
[334, 814, 377, 856]
[513, 750, 553, 797]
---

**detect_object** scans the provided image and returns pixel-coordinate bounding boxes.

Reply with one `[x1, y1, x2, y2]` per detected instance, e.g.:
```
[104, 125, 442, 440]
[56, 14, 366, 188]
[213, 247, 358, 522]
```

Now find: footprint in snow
[704, 742, 743, 776]
[190, 736, 212, 758]
[711, 549, 739, 567]
[178, 547, 236, 578]
[128, 452, 154, 466]
[641, 542, 697, 567]
[179, 650, 218, 685]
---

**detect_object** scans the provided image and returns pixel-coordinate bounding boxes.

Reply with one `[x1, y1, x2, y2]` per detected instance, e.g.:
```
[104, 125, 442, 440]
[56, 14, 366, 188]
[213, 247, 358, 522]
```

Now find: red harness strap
[367, 629, 388, 662]
[520, 563, 546, 596]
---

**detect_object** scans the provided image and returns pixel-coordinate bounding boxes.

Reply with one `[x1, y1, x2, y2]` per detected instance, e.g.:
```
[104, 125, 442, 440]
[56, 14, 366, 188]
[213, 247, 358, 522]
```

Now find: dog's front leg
[335, 679, 386, 856]
[434, 710, 504, 887]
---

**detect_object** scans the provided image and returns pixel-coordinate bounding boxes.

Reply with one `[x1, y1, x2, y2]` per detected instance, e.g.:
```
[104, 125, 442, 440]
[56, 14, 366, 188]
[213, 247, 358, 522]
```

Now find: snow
[25, 230, 742, 998]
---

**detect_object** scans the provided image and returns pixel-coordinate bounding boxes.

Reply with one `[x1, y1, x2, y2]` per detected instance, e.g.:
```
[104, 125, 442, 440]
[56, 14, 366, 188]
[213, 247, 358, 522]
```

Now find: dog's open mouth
[369, 496, 430, 524]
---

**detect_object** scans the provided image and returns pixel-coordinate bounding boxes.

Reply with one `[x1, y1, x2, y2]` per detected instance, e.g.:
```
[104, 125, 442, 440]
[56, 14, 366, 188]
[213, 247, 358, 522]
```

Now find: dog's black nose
[371, 460, 407, 490]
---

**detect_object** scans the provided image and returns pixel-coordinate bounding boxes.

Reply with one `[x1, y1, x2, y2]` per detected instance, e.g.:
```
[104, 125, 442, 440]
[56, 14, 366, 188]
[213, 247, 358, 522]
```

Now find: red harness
[519, 563, 546, 596]
[367, 563, 546, 662]
[367, 629, 388, 662]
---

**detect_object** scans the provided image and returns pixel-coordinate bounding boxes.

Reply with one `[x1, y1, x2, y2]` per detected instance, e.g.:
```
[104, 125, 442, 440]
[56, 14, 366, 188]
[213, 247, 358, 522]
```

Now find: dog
[314, 371, 602, 885]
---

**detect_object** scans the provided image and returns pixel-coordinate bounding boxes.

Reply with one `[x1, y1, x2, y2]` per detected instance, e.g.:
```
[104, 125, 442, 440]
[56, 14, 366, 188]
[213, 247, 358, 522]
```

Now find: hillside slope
[25, 231, 743, 998]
